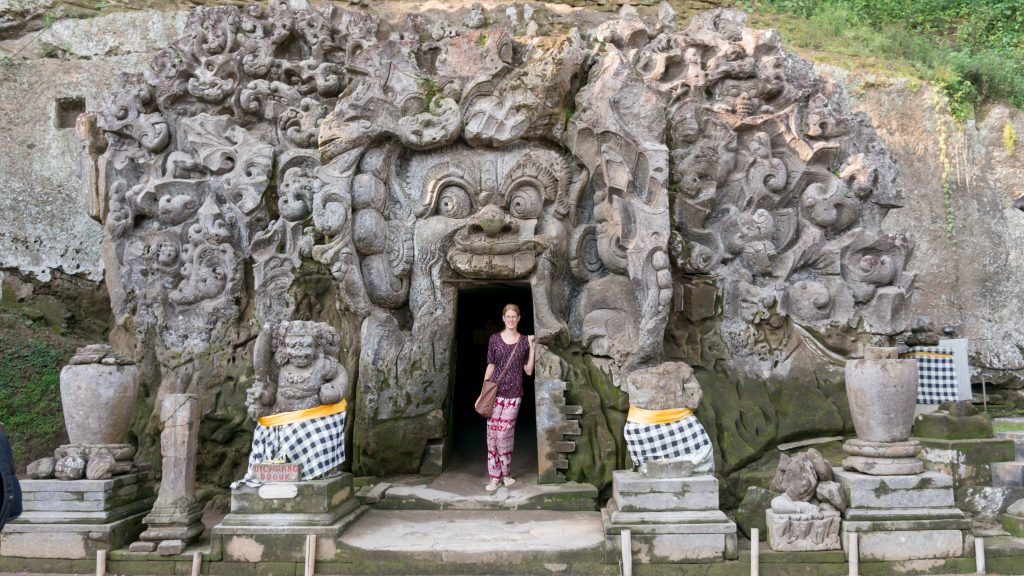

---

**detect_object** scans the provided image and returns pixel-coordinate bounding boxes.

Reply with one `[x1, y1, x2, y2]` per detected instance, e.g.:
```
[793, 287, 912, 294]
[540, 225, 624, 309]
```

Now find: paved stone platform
[4, 530, 1024, 574]
[339, 509, 605, 561]
[372, 472, 598, 511]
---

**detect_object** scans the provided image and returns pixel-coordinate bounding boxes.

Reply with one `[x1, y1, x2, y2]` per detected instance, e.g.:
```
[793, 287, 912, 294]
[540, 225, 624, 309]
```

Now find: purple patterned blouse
[486, 333, 529, 399]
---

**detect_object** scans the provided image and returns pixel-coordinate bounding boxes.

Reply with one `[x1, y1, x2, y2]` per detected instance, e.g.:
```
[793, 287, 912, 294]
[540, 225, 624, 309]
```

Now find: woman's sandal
[485, 479, 501, 492]
[503, 476, 515, 487]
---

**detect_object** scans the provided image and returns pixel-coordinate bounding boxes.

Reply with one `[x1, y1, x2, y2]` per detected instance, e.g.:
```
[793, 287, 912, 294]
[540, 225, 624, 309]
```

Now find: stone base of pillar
[211, 473, 365, 563]
[601, 471, 738, 563]
[834, 468, 973, 561]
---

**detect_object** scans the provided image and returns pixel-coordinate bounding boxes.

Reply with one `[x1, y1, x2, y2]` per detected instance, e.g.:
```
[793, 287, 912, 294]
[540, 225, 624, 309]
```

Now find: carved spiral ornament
[569, 224, 607, 282]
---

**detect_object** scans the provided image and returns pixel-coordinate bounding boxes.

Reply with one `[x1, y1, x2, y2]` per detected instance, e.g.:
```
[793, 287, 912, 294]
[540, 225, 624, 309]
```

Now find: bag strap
[493, 336, 522, 384]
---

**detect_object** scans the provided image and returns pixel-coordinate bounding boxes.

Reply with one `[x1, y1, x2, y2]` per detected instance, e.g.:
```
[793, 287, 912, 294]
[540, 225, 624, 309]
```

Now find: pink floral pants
[486, 396, 521, 480]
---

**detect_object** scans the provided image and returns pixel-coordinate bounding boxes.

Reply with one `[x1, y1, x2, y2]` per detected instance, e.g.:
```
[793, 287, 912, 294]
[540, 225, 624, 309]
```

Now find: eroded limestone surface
[81, 0, 913, 487]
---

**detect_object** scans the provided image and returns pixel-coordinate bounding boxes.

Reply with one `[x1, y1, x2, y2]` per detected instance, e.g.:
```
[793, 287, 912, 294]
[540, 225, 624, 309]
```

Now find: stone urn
[843, 347, 923, 475]
[844, 347, 918, 442]
[60, 344, 138, 445]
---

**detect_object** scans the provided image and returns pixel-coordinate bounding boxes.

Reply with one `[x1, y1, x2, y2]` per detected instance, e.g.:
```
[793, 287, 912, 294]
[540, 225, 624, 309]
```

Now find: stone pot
[60, 362, 139, 445]
[844, 349, 918, 443]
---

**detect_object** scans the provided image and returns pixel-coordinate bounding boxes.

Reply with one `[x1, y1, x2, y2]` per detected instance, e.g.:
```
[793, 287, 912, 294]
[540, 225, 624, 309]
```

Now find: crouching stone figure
[623, 362, 714, 475]
[243, 321, 348, 483]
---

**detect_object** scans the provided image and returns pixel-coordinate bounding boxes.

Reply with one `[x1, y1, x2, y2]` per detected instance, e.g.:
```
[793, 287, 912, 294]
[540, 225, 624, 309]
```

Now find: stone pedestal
[602, 471, 737, 563]
[0, 472, 155, 559]
[834, 468, 973, 561]
[212, 474, 365, 563]
[842, 438, 924, 475]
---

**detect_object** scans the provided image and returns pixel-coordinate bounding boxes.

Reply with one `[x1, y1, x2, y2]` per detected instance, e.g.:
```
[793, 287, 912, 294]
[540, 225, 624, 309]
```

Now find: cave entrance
[446, 284, 537, 480]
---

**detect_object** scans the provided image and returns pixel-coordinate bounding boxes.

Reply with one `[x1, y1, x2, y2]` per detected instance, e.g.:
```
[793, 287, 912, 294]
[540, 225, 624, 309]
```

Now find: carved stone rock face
[398, 144, 568, 281]
[84, 2, 914, 481]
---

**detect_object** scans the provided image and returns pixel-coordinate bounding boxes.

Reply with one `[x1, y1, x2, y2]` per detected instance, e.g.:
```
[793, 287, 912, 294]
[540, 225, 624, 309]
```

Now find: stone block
[734, 486, 773, 540]
[1002, 511, 1024, 538]
[215, 504, 365, 563]
[612, 471, 718, 512]
[842, 510, 971, 530]
[0, 510, 148, 559]
[919, 437, 1016, 487]
[913, 411, 993, 440]
[956, 486, 1024, 522]
[624, 533, 727, 563]
[602, 502, 738, 563]
[156, 539, 186, 556]
[841, 528, 964, 561]
[128, 541, 157, 552]
[833, 468, 954, 509]
[419, 443, 444, 475]
[994, 430, 1024, 459]
[992, 461, 1024, 487]
[228, 474, 353, 517]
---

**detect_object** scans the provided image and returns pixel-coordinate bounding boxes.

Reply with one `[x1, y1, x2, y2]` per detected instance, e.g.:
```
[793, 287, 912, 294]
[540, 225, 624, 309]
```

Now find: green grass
[0, 337, 69, 468]
[742, 0, 1024, 120]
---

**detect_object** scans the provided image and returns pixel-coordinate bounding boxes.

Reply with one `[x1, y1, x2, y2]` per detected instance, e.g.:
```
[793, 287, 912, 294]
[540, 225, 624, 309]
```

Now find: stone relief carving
[84, 1, 913, 480]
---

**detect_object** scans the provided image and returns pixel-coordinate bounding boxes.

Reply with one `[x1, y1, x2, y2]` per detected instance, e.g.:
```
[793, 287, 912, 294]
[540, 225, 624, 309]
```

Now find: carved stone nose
[476, 204, 516, 237]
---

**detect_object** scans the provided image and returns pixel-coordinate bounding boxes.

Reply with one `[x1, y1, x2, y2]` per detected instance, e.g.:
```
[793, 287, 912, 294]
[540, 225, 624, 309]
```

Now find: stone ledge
[834, 468, 955, 509]
[18, 471, 149, 493]
[840, 528, 969, 561]
[0, 509, 148, 559]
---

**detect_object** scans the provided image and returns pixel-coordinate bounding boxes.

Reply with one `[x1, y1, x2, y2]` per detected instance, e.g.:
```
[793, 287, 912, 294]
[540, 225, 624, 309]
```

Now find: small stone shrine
[766, 448, 845, 551]
[1, 345, 155, 559]
[835, 347, 973, 561]
[602, 363, 737, 563]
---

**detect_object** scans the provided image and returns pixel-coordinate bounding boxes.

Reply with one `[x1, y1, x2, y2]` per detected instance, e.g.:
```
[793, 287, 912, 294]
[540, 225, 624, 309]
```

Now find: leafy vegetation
[0, 337, 70, 468]
[744, 0, 1024, 119]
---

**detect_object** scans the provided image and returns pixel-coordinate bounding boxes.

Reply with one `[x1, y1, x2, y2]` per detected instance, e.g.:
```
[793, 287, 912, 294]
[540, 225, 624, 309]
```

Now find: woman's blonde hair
[502, 303, 520, 316]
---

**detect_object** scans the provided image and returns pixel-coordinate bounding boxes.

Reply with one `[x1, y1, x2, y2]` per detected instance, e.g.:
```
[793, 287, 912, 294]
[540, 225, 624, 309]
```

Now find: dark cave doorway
[447, 284, 537, 479]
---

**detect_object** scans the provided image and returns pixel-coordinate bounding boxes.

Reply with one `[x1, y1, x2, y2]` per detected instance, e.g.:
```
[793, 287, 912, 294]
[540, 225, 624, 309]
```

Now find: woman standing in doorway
[483, 303, 535, 491]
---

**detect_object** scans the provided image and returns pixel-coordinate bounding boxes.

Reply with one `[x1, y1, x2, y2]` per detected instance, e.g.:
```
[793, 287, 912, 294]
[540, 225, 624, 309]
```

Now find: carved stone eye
[437, 185, 471, 218]
[507, 185, 543, 219]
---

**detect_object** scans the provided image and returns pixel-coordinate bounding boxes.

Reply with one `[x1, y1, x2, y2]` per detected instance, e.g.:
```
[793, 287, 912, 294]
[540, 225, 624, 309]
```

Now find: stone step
[372, 472, 598, 511]
[992, 417, 1024, 432]
[993, 430, 1024, 461]
[338, 509, 605, 563]
[992, 461, 1024, 487]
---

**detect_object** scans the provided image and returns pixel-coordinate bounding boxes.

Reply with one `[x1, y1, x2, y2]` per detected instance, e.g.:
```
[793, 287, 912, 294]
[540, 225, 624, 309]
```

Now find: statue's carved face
[404, 145, 567, 280]
[156, 241, 179, 266]
[714, 78, 762, 116]
[284, 332, 317, 368]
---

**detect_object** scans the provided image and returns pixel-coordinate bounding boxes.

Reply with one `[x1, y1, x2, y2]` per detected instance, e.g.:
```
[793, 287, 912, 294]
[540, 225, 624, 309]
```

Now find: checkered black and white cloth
[900, 346, 959, 404]
[245, 410, 346, 483]
[624, 415, 712, 469]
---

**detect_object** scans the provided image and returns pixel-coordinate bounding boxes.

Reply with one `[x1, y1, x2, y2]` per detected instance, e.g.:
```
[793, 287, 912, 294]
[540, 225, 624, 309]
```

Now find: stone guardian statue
[243, 321, 349, 483]
[622, 362, 715, 475]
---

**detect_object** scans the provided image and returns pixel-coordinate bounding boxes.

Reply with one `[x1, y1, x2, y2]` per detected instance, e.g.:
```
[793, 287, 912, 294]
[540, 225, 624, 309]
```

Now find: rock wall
[836, 71, 1024, 388]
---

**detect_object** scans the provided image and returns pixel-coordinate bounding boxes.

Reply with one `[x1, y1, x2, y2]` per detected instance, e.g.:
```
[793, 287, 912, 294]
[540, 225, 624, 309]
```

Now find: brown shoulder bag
[475, 337, 522, 418]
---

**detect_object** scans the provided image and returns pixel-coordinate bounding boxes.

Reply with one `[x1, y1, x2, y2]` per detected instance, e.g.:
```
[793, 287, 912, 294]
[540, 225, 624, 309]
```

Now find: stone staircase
[992, 417, 1024, 487]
